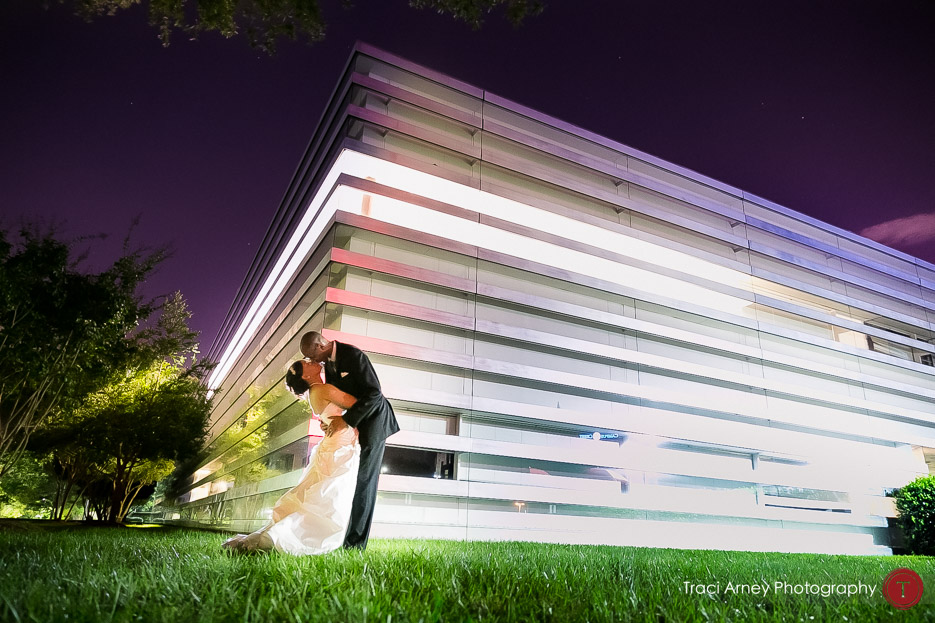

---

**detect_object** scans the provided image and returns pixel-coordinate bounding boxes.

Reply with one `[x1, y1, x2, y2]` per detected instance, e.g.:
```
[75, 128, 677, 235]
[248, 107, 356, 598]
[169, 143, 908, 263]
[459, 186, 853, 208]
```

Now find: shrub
[895, 474, 935, 555]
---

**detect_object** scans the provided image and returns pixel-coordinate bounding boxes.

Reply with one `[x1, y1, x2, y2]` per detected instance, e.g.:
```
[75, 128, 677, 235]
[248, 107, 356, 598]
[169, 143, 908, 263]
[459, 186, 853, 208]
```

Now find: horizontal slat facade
[177, 45, 935, 555]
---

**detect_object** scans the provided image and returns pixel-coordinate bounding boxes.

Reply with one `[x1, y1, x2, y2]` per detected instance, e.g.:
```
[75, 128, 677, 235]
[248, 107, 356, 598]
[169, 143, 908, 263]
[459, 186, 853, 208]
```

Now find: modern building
[175, 43, 935, 555]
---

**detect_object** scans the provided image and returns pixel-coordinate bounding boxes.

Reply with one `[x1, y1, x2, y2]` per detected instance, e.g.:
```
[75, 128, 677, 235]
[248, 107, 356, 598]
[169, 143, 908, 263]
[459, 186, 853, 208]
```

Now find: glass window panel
[634, 299, 758, 347]
[479, 162, 623, 225]
[477, 260, 634, 317]
[354, 55, 482, 117]
[629, 185, 738, 233]
[335, 224, 476, 280]
[752, 304, 834, 339]
[628, 158, 744, 211]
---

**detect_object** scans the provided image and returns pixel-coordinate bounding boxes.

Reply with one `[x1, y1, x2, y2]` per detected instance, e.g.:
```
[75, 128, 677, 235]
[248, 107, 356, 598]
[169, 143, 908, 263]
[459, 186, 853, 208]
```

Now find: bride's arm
[318, 383, 357, 410]
[309, 383, 357, 409]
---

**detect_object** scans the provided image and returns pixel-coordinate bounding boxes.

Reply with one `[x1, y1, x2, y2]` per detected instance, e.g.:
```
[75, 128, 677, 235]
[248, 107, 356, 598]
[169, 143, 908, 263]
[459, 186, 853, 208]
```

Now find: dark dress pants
[343, 436, 386, 549]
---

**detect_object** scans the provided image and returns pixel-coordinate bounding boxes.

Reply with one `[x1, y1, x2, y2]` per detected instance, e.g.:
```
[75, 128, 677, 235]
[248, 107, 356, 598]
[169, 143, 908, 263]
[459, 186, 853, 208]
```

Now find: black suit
[325, 341, 399, 549]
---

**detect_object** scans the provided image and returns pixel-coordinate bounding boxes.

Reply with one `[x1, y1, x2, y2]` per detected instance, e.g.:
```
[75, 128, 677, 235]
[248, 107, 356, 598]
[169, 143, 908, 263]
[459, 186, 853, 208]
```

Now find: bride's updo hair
[284, 361, 310, 395]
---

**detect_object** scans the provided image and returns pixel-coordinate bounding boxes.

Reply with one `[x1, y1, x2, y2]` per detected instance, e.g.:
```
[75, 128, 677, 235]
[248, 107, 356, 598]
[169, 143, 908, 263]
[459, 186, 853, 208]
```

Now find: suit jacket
[325, 341, 399, 446]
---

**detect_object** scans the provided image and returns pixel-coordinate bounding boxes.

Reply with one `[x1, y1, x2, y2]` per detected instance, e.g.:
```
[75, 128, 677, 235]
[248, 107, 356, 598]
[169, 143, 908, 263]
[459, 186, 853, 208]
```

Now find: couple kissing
[223, 331, 399, 555]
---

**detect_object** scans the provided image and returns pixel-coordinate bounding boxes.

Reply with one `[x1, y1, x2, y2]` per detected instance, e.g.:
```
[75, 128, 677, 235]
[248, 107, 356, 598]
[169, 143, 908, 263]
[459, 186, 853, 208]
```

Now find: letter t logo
[896, 581, 910, 599]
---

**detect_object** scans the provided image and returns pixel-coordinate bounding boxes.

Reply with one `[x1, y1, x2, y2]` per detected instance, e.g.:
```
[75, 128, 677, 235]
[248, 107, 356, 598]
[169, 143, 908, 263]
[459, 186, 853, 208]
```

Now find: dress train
[222, 403, 360, 555]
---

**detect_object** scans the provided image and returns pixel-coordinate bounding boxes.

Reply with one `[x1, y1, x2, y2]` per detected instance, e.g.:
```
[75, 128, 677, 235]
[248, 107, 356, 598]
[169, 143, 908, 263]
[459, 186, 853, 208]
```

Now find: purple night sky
[2, 0, 934, 357]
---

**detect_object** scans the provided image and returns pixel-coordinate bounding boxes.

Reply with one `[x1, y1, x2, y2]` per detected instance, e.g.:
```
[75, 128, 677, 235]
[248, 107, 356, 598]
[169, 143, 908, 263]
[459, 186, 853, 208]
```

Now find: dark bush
[895, 474, 935, 555]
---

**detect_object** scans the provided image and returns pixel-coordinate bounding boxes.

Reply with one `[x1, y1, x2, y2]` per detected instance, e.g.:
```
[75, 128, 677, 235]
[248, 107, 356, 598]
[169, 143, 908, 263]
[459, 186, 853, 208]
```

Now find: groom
[300, 331, 399, 549]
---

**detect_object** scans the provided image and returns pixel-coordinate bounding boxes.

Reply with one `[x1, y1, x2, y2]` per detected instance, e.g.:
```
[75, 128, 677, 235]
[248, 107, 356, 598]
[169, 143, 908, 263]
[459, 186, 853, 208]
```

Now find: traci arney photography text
[682, 581, 879, 598]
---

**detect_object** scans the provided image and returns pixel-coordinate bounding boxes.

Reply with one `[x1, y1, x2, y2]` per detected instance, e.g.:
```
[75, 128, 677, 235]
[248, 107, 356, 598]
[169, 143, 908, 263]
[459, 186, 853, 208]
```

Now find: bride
[222, 359, 360, 555]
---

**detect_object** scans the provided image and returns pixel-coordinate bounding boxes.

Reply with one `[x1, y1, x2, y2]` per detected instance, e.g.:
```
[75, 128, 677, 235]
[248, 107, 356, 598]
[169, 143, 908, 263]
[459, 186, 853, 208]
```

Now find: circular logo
[883, 568, 923, 609]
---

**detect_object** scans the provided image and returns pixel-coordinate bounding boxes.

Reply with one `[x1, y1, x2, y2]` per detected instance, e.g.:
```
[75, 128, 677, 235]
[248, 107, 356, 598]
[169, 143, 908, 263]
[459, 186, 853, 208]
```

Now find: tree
[36, 294, 213, 523]
[0, 452, 57, 518]
[0, 227, 164, 481]
[68, 0, 545, 52]
[42, 359, 212, 523]
[895, 475, 935, 555]
[96, 361, 210, 522]
[409, 0, 543, 27]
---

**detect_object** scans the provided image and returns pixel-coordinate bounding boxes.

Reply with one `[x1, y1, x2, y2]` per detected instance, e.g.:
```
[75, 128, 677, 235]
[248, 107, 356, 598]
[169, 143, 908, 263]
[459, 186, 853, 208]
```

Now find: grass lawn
[0, 526, 931, 622]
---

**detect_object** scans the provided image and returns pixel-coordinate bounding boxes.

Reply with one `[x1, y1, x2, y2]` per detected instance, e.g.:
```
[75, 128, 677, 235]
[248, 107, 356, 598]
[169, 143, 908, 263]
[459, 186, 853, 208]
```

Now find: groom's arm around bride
[300, 331, 400, 549]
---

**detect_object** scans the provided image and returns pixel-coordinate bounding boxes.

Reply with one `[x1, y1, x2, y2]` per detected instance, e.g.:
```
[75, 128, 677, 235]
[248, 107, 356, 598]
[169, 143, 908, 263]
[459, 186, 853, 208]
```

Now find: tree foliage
[34, 294, 213, 523]
[92, 362, 210, 522]
[895, 474, 935, 555]
[0, 452, 57, 518]
[0, 227, 164, 480]
[67, 0, 544, 52]
[409, 0, 543, 28]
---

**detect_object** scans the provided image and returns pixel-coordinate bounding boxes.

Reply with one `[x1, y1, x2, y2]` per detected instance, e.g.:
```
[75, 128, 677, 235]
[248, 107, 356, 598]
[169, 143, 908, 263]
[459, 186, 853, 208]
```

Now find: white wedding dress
[223, 401, 361, 555]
